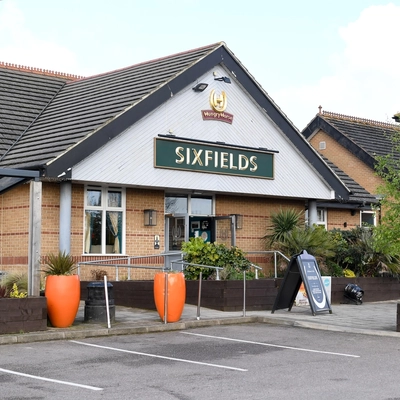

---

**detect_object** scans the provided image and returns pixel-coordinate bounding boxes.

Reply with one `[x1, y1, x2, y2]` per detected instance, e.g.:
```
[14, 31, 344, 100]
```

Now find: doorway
[165, 214, 236, 251]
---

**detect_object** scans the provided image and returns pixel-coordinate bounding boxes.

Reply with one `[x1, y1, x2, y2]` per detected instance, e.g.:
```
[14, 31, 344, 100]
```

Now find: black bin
[344, 283, 364, 305]
[84, 281, 115, 323]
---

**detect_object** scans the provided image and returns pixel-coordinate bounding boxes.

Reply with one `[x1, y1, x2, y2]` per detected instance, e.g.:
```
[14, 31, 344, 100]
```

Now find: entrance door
[164, 214, 187, 270]
[214, 216, 236, 247]
[165, 214, 187, 251]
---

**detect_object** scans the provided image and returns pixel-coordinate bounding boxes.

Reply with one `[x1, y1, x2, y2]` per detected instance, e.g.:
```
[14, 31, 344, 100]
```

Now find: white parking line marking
[0, 368, 103, 391]
[70, 340, 248, 371]
[181, 332, 360, 358]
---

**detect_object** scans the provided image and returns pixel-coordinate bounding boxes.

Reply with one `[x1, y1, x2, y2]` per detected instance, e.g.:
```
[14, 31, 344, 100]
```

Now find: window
[84, 186, 125, 254]
[165, 196, 188, 214]
[361, 211, 376, 227]
[165, 194, 213, 215]
[191, 196, 212, 215]
[305, 207, 327, 228]
[317, 208, 326, 225]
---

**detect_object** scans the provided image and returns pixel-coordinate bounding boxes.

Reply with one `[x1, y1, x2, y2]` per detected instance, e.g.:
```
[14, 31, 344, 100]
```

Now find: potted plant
[153, 270, 186, 323]
[43, 251, 80, 328]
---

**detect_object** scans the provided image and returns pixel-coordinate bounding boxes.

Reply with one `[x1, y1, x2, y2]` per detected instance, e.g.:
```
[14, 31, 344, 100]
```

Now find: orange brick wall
[215, 194, 305, 251]
[0, 181, 310, 278]
[309, 130, 383, 194]
[0, 182, 30, 275]
[327, 208, 364, 231]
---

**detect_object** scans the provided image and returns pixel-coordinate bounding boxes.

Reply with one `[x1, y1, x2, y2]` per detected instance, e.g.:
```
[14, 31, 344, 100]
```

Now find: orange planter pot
[154, 272, 186, 323]
[45, 275, 80, 328]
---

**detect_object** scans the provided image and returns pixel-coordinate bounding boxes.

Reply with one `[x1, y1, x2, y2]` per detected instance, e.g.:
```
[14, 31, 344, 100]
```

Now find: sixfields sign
[154, 137, 274, 179]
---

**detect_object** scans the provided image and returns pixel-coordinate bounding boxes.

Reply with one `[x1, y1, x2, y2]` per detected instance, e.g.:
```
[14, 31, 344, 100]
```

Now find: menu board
[297, 252, 331, 314]
[272, 250, 332, 316]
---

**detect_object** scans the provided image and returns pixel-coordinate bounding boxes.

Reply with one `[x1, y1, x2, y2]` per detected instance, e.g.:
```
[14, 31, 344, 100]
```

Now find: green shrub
[0, 272, 28, 297]
[326, 227, 400, 277]
[42, 251, 77, 276]
[181, 237, 259, 280]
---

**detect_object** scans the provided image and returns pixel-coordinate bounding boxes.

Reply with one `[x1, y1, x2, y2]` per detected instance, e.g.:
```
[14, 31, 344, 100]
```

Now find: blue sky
[1, 0, 400, 130]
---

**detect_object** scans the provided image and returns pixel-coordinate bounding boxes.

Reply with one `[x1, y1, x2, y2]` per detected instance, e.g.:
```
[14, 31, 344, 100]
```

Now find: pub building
[0, 42, 357, 293]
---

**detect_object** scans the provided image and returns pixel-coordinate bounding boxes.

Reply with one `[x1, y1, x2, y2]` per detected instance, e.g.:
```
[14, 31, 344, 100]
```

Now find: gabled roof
[0, 43, 222, 171]
[0, 43, 352, 200]
[0, 65, 70, 158]
[319, 156, 378, 208]
[302, 110, 400, 170]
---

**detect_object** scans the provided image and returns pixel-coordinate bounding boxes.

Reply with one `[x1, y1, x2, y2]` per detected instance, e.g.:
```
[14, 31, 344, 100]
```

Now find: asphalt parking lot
[2, 323, 400, 399]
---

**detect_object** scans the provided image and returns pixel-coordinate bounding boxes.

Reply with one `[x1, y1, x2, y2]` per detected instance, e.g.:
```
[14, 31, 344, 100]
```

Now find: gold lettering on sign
[209, 89, 227, 112]
[173, 145, 260, 174]
[175, 147, 184, 164]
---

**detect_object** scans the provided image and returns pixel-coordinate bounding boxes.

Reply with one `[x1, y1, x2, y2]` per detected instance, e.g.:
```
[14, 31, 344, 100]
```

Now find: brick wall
[0, 181, 306, 279]
[0, 183, 30, 274]
[327, 208, 363, 231]
[309, 130, 383, 194]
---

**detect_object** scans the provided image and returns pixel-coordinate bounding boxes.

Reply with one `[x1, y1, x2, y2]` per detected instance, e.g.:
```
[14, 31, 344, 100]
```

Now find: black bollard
[84, 281, 115, 323]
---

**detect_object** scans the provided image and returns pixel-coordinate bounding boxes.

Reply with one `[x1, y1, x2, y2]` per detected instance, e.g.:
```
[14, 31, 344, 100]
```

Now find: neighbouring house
[302, 109, 400, 230]
[0, 42, 370, 293]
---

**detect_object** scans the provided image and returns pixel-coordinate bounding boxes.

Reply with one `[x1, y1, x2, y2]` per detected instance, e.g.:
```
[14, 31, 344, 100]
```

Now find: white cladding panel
[73, 66, 333, 199]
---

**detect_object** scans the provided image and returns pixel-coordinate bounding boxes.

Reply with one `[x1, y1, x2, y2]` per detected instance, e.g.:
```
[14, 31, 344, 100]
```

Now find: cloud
[274, 3, 400, 129]
[0, 1, 85, 75]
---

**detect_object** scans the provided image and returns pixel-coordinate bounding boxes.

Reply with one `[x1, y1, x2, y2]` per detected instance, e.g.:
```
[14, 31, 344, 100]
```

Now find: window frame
[84, 185, 126, 255]
[360, 210, 376, 227]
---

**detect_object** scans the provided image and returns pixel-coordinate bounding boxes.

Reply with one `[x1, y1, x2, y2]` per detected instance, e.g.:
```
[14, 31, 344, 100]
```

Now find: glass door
[214, 216, 236, 247]
[165, 214, 188, 251]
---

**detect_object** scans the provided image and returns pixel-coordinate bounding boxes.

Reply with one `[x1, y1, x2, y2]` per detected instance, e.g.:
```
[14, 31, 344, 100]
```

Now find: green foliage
[374, 127, 400, 255]
[181, 237, 258, 280]
[42, 251, 77, 276]
[273, 225, 335, 259]
[264, 209, 400, 277]
[326, 227, 400, 277]
[263, 208, 304, 246]
[0, 272, 28, 297]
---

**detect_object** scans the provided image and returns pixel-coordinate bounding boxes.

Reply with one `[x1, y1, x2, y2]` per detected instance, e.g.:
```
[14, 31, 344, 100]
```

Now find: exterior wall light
[192, 83, 208, 92]
[144, 209, 157, 226]
[230, 214, 243, 229]
[214, 76, 231, 84]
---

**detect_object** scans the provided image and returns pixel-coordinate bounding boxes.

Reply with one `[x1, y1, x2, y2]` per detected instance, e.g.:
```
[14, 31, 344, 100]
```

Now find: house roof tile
[303, 110, 400, 170]
[0, 68, 68, 158]
[0, 43, 353, 201]
[0, 43, 221, 169]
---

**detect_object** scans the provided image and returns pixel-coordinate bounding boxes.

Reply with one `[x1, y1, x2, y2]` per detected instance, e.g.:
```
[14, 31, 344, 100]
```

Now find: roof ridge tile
[68, 42, 223, 84]
[0, 61, 84, 81]
[322, 110, 397, 128]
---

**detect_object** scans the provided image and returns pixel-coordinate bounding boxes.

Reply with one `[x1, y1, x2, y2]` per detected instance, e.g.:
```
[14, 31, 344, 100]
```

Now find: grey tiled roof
[0, 43, 221, 169]
[0, 43, 353, 201]
[321, 156, 378, 205]
[323, 111, 399, 159]
[0, 68, 67, 159]
[303, 111, 400, 170]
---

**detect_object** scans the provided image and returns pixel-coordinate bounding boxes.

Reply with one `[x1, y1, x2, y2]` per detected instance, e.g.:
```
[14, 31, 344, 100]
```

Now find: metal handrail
[77, 252, 183, 280]
[171, 260, 223, 279]
[246, 250, 290, 278]
[77, 250, 289, 322]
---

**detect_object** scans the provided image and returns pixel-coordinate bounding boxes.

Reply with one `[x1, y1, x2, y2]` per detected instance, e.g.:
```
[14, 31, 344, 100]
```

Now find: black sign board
[272, 250, 332, 316]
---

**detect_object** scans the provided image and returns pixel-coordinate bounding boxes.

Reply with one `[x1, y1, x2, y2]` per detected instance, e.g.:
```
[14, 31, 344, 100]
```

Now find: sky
[1, 0, 400, 130]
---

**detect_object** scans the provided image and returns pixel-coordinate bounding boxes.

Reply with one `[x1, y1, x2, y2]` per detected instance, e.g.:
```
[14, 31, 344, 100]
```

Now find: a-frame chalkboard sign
[272, 250, 332, 316]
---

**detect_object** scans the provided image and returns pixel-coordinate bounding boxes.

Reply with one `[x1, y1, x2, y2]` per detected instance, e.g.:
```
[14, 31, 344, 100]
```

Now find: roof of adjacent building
[0, 43, 353, 200]
[302, 110, 400, 171]
[321, 156, 379, 206]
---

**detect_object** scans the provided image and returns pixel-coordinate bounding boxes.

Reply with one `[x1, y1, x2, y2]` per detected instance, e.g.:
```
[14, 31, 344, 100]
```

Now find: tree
[374, 125, 400, 257]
